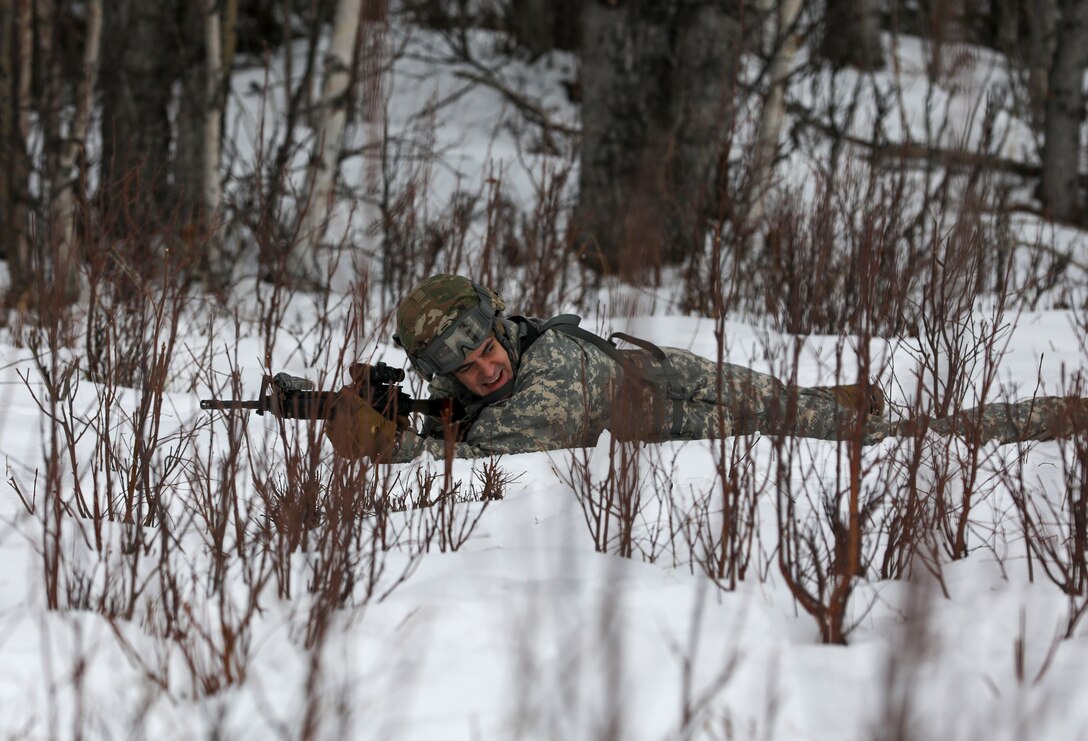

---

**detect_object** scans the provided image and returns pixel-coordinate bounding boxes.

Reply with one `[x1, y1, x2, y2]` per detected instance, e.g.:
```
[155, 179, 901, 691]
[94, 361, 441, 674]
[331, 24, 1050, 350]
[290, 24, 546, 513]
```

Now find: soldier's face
[453, 334, 513, 397]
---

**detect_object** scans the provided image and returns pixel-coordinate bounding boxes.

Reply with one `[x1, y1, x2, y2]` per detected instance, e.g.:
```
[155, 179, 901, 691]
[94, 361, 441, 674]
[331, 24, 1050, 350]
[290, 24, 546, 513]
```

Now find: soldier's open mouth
[483, 370, 505, 390]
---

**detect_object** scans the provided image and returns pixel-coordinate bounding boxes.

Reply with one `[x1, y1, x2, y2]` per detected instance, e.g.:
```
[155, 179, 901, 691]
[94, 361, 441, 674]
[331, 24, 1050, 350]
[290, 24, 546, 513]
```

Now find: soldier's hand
[325, 388, 398, 461]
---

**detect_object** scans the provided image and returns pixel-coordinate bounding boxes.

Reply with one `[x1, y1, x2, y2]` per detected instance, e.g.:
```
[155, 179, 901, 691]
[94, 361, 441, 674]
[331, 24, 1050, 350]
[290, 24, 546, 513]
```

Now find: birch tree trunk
[204, 1, 222, 222]
[176, 0, 230, 285]
[202, 0, 225, 279]
[748, 0, 803, 226]
[290, 0, 365, 287]
[48, 0, 102, 303]
[1040, 0, 1088, 223]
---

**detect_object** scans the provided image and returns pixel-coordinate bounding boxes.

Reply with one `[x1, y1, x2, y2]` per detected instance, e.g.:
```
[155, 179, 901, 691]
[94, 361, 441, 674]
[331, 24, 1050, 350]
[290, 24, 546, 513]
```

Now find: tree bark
[0, 3, 11, 268]
[819, 0, 884, 71]
[0, 0, 32, 298]
[992, 0, 1019, 51]
[99, 0, 179, 232]
[1040, 0, 1088, 223]
[576, 0, 740, 276]
[509, 0, 581, 57]
[291, 0, 367, 286]
[222, 0, 239, 81]
[1025, 0, 1058, 130]
[37, 0, 62, 214]
[176, 1, 209, 224]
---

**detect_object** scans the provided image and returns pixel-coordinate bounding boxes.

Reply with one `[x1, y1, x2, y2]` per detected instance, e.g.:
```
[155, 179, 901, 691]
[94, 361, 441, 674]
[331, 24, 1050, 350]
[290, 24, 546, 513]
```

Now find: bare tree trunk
[992, 0, 1019, 50]
[667, 0, 740, 261]
[200, 0, 226, 284]
[1040, 0, 1088, 223]
[0, 0, 33, 299]
[989, 0, 1056, 130]
[177, 2, 209, 224]
[1025, 0, 1058, 130]
[99, 0, 179, 233]
[576, 0, 740, 277]
[36, 0, 62, 210]
[748, 0, 803, 226]
[509, 0, 581, 57]
[0, 3, 12, 270]
[222, 0, 239, 81]
[47, 0, 102, 303]
[291, 0, 366, 286]
[819, 0, 884, 70]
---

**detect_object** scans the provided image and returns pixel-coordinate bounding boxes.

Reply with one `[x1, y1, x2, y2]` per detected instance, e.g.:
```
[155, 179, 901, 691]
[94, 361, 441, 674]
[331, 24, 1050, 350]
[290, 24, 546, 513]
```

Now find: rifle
[200, 361, 459, 421]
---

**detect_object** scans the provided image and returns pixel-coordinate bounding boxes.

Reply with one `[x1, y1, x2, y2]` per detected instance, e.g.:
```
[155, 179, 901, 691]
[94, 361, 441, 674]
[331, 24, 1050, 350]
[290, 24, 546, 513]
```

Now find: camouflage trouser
[890, 397, 1088, 445]
[659, 354, 884, 442]
[666, 353, 1088, 446]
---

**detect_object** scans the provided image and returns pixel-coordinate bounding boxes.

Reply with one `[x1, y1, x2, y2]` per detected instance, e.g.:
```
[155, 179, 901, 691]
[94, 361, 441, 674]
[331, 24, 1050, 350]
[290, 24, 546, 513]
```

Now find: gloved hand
[324, 389, 398, 461]
[820, 382, 886, 417]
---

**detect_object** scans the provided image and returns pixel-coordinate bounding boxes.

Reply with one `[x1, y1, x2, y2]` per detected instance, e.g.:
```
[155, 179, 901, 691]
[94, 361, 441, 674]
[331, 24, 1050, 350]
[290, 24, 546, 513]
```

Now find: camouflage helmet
[394, 274, 507, 378]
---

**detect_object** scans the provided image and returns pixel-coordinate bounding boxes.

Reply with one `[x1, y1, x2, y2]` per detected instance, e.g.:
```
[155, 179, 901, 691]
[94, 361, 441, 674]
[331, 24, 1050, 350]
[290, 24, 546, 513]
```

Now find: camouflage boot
[1035, 397, 1088, 440]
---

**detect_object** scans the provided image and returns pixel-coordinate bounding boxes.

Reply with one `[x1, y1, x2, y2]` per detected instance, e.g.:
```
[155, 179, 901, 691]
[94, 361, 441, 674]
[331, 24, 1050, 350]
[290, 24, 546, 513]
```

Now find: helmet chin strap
[492, 316, 520, 363]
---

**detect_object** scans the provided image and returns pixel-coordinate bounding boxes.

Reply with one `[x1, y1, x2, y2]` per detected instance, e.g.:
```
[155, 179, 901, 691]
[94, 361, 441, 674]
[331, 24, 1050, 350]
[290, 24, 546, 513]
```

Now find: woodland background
[3, 1, 1088, 739]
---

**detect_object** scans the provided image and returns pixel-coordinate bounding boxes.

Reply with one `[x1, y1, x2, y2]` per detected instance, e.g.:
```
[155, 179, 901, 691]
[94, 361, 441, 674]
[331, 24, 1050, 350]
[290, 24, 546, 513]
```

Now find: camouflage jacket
[391, 317, 882, 462]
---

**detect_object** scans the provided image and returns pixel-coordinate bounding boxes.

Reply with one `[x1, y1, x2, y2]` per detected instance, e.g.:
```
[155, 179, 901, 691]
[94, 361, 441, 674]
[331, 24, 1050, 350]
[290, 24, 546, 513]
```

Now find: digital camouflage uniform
[387, 277, 1088, 463]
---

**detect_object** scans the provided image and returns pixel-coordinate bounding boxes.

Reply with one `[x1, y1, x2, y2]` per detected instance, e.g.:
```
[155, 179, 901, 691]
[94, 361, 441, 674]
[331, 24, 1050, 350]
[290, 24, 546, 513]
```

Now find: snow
[3, 18, 1088, 741]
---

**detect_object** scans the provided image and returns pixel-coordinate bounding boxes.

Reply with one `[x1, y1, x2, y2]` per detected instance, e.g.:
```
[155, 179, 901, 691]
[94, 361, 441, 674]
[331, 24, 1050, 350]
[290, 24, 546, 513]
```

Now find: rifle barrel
[201, 390, 459, 421]
[200, 399, 268, 412]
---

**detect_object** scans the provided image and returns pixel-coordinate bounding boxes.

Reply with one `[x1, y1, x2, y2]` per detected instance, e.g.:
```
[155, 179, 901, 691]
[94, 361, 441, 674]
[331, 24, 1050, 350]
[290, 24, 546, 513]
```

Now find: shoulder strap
[505, 315, 539, 353]
[539, 314, 633, 366]
[507, 313, 611, 357]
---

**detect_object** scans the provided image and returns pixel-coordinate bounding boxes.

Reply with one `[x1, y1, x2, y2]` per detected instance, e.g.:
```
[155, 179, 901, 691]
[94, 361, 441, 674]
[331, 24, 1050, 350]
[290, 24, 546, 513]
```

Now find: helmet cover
[395, 274, 506, 376]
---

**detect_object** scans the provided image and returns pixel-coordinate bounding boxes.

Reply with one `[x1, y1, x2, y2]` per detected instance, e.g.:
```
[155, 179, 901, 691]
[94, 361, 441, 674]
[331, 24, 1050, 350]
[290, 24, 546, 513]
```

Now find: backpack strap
[505, 315, 541, 354]
[610, 332, 688, 438]
[508, 313, 587, 355]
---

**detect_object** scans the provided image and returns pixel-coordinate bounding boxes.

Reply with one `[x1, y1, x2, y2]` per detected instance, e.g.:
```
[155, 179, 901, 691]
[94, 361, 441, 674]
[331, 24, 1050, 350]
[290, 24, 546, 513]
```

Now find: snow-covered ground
[3, 21, 1088, 741]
